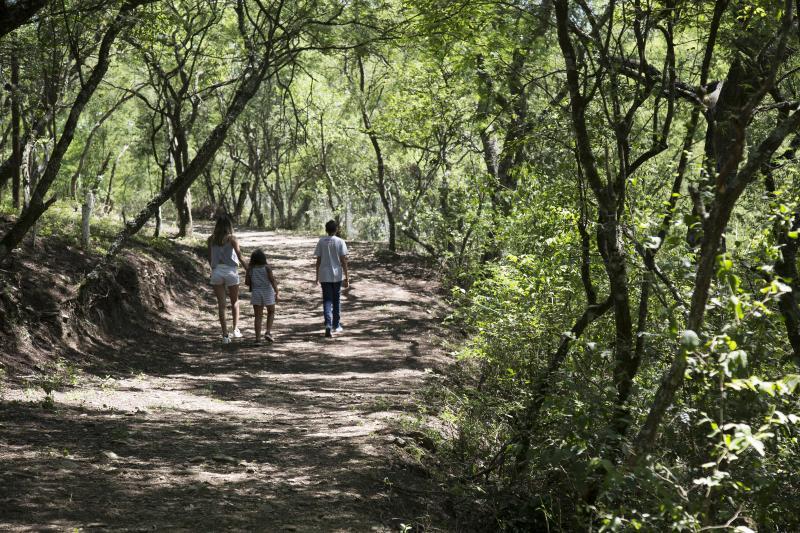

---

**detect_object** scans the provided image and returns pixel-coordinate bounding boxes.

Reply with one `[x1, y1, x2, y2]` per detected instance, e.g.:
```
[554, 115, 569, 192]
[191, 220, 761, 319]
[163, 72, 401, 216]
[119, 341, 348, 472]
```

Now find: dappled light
[2, 0, 800, 530]
[1, 234, 449, 530]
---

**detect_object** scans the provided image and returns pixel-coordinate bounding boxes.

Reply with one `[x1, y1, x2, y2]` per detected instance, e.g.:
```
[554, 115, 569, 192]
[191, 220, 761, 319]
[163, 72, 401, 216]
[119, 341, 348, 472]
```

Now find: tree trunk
[233, 181, 249, 222]
[154, 205, 162, 238]
[175, 185, 193, 237]
[11, 48, 21, 209]
[154, 167, 167, 238]
[272, 167, 286, 227]
[248, 178, 264, 228]
[554, 0, 636, 418]
[172, 124, 193, 237]
[288, 196, 312, 230]
[357, 55, 395, 251]
[81, 190, 94, 250]
[104, 144, 128, 212]
[203, 168, 217, 208]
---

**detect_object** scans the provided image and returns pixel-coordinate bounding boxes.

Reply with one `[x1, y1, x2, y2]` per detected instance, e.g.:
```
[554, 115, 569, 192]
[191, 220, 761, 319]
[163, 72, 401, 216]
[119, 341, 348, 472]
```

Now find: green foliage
[2, 0, 800, 529]
[33, 357, 79, 409]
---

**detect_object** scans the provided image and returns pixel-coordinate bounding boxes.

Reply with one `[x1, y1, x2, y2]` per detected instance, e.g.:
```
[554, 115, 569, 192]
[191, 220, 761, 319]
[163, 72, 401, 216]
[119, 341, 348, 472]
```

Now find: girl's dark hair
[250, 248, 267, 266]
[210, 214, 234, 246]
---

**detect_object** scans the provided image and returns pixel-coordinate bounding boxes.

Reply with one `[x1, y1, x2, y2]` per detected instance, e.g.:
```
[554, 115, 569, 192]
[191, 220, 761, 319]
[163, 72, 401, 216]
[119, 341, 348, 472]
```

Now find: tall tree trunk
[173, 125, 193, 237]
[234, 181, 249, 222]
[175, 185, 193, 237]
[248, 178, 264, 228]
[104, 144, 128, 212]
[154, 169, 166, 238]
[203, 168, 217, 208]
[631, 0, 798, 458]
[288, 196, 312, 230]
[553, 0, 635, 422]
[11, 48, 21, 209]
[272, 167, 286, 227]
[633, 80, 800, 462]
[357, 54, 395, 251]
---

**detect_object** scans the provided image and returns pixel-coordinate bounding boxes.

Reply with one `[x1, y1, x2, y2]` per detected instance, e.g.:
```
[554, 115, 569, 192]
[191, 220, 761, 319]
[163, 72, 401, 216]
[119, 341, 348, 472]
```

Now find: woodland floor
[0, 230, 452, 532]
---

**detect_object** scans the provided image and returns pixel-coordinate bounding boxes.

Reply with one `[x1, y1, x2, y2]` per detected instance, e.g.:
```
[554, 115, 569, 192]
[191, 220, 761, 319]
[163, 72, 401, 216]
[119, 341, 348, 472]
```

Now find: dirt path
[0, 231, 450, 532]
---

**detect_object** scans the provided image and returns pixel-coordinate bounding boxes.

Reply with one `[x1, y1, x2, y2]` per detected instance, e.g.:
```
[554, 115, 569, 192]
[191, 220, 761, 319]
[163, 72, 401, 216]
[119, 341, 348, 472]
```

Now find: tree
[0, 0, 154, 259]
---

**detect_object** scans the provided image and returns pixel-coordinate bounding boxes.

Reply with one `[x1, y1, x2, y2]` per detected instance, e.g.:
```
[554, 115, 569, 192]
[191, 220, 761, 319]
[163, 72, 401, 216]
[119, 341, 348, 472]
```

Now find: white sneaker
[232, 328, 243, 338]
[222, 335, 231, 344]
[334, 325, 343, 333]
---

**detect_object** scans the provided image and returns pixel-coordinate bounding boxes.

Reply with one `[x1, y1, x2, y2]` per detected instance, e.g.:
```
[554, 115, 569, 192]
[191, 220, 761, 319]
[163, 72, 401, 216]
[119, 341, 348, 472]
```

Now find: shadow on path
[0, 231, 451, 532]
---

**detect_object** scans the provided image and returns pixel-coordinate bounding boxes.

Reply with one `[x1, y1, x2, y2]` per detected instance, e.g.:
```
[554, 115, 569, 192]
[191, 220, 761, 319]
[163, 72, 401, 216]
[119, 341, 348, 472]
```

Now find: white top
[314, 235, 348, 283]
[210, 240, 238, 268]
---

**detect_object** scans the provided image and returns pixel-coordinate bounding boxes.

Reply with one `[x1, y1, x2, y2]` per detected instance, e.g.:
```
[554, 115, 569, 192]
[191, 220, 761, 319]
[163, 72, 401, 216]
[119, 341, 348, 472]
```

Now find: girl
[208, 213, 247, 344]
[246, 248, 279, 344]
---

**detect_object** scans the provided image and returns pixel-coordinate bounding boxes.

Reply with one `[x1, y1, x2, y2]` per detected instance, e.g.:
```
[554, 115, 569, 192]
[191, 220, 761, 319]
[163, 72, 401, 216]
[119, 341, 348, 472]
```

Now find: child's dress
[250, 266, 276, 306]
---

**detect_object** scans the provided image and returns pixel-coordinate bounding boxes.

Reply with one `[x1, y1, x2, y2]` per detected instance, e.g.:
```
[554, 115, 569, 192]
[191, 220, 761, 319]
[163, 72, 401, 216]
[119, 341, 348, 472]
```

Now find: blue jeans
[321, 281, 342, 329]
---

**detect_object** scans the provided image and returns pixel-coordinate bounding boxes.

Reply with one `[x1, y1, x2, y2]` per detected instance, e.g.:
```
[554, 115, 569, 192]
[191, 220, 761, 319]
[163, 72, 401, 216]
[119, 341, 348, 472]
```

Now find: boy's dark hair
[325, 219, 338, 235]
[250, 248, 267, 266]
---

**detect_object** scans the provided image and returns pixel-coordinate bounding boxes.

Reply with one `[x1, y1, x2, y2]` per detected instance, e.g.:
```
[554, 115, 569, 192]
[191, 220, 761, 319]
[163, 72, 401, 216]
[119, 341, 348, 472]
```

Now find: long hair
[250, 248, 267, 267]
[209, 214, 234, 246]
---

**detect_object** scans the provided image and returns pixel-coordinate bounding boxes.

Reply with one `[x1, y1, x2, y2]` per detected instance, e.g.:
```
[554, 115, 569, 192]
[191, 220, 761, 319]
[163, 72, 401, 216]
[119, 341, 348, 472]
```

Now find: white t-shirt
[314, 235, 348, 283]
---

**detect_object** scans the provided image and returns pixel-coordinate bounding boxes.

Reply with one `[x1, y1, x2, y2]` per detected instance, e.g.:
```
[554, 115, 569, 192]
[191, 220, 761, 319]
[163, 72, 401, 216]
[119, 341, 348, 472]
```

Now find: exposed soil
[0, 230, 453, 532]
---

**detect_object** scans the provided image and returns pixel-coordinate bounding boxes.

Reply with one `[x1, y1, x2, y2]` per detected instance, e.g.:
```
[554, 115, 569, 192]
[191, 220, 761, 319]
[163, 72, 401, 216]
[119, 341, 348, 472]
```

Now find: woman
[208, 214, 247, 344]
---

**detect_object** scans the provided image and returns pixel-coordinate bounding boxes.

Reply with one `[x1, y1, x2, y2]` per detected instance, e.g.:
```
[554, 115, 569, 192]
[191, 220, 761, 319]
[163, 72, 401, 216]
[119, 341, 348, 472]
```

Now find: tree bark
[356, 55, 395, 251]
[11, 47, 21, 209]
[203, 167, 217, 208]
[554, 0, 635, 418]
[288, 196, 311, 230]
[172, 122, 193, 237]
[174, 185, 193, 237]
[234, 180, 250, 222]
[248, 178, 264, 228]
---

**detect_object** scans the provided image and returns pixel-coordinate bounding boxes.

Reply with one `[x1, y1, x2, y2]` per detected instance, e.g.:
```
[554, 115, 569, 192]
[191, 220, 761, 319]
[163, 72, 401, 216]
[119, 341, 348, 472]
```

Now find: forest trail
[0, 231, 448, 531]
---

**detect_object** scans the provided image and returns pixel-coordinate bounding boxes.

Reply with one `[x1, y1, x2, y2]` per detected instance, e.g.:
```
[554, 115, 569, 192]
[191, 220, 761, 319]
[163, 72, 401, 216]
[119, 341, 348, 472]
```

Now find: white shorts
[210, 264, 239, 287]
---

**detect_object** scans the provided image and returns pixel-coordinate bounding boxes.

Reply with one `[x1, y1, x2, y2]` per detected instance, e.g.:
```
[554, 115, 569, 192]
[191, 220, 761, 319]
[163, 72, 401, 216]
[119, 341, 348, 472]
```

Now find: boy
[314, 219, 349, 337]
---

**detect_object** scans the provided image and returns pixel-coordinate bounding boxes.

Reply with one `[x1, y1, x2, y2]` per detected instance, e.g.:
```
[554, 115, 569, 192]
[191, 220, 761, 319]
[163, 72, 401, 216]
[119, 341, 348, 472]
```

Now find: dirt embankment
[0, 215, 207, 379]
